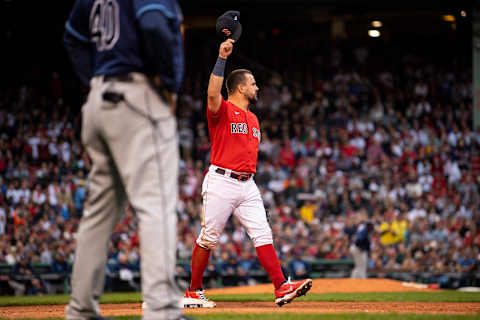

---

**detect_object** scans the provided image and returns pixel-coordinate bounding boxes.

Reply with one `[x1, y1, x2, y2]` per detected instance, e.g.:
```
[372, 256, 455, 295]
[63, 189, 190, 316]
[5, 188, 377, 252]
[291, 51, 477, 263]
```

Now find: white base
[142, 297, 216, 310]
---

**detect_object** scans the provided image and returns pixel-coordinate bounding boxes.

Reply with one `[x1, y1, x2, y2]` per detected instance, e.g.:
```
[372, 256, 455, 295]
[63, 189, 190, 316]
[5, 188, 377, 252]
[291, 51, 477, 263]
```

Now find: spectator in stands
[50, 251, 70, 276]
[379, 211, 407, 246]
[8, 254, 46, 296]
[299, 200, 316, 224]
[116, 252, 140, 291]
[287, 251, 311, 280]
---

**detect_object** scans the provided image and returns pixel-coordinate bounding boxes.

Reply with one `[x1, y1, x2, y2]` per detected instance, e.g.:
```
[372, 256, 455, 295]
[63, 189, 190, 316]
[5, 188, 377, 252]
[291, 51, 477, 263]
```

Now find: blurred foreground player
[63, 0, 192, 319]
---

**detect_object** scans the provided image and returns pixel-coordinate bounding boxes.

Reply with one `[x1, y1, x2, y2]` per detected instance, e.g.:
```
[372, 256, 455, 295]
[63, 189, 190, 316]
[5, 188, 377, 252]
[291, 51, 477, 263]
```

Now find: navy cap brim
[231, 22, 242, 41]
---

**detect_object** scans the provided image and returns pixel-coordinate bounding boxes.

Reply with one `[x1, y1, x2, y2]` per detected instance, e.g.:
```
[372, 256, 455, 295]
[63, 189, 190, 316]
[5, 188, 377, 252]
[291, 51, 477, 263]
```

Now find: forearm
[207, 57, 226, 112]
[207, 72, 224, 98]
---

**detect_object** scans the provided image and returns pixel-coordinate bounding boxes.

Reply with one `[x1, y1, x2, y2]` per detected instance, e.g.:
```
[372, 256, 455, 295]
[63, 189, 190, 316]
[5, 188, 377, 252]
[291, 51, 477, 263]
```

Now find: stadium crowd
[0, 44, 479, 294]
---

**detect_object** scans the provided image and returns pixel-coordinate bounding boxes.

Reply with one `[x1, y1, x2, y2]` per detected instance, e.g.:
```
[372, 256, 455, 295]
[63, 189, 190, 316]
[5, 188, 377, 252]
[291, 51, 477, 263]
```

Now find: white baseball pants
[196, 165, 273, 249]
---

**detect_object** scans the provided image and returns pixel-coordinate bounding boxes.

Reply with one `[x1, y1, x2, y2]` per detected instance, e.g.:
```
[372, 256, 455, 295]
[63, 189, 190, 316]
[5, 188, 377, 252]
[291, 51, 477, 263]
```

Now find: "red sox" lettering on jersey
[230, 123, 261, 142]
[230, 122, 248, 134]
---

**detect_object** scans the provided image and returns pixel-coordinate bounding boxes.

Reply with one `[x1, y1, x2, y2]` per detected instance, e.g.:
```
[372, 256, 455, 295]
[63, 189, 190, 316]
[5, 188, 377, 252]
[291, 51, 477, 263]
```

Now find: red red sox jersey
[207, 97, 261, 173]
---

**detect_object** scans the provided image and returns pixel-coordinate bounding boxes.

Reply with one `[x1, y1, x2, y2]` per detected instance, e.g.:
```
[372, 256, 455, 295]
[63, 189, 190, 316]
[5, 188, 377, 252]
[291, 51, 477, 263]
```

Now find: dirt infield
[1, 301, 480, 319]
[0, 279, 479, 319]
[207, 278, 440, 295]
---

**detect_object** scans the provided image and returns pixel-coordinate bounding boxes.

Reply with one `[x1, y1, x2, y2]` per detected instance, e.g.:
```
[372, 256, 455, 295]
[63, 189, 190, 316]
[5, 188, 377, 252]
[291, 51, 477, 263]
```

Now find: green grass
[10, 314, 480, 320]
[1, 291, 479, 320]
[0, 292, 141, 306]
[210, 292, 480, 303]
[0, 291, 479, 306]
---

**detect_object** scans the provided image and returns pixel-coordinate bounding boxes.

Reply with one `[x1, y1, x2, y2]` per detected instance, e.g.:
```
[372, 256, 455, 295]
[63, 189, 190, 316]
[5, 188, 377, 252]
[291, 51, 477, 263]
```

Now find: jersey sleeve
[207, 97, 227, 126]
[134, 0, 182, 22]
[65, 0, 90, 43]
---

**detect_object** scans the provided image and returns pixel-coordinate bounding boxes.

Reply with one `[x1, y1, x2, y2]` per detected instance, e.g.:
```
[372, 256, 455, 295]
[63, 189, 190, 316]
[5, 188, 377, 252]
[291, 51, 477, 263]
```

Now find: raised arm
[207, 39, 234, 113]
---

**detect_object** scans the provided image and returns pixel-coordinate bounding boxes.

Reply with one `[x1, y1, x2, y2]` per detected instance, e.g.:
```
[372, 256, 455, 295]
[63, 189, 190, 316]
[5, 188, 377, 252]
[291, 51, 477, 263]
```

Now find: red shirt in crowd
[279, 143, 296, 169]
[207, 98, 261, 173]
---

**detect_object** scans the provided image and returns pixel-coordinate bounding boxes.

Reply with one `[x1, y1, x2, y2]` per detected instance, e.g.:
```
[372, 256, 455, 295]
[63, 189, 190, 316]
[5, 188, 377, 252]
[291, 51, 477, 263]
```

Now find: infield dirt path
[1, 279, 479, 319]
[207, 278, 440, 294]
[1, 301, 480, 318]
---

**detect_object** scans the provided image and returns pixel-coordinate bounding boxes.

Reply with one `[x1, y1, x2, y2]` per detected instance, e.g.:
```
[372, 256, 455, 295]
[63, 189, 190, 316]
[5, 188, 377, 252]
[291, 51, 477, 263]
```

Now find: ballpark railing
[0, 260, 478, 295]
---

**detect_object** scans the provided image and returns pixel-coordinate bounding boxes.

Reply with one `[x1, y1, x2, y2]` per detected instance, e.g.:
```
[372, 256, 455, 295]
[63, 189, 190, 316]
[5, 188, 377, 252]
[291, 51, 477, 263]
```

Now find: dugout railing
[0, 260, 478, 295]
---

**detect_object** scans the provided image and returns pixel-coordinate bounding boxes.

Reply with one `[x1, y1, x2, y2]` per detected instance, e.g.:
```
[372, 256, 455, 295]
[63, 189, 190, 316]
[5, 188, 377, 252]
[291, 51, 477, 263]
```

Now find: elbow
[207, 84, 222, 100]
[207, 96, 220, 113]
[208, 105, 220, 113]
[207, 91, 219, 100]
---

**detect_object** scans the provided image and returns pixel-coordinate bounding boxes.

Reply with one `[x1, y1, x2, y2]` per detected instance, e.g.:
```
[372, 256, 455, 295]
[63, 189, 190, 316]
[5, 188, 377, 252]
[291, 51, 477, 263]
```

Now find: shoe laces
[196, 289, 208, 301]
[277, 276, 294, 291]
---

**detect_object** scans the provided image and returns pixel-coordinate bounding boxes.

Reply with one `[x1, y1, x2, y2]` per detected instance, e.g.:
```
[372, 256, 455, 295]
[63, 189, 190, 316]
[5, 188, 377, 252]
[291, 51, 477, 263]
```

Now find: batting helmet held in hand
[216, 10, 242, 41]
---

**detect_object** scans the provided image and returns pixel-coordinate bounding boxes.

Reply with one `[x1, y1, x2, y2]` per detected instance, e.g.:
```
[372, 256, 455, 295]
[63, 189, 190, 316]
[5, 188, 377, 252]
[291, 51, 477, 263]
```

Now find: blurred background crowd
[0, 0, 478, 295]
[1, 41, 479, 294]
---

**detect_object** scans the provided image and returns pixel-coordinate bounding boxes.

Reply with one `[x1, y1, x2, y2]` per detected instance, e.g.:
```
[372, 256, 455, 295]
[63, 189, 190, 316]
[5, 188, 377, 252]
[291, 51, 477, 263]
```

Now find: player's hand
[219, 39, 235, 59]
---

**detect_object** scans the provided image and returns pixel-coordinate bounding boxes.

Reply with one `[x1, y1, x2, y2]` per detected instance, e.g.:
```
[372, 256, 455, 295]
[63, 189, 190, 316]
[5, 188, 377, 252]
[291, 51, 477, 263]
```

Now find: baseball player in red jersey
[183, 39, 312, 308]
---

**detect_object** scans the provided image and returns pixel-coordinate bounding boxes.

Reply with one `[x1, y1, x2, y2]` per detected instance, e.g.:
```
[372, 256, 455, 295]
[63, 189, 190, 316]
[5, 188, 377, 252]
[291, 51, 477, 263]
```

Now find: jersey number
[253, 127, 261, 142]
[90, 0, 120, 51]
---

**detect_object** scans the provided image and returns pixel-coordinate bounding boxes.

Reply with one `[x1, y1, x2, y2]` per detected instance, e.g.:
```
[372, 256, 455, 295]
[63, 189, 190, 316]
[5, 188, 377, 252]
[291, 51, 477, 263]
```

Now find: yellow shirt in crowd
[380, 219, 407, 245]
[300, 203, 316, 223]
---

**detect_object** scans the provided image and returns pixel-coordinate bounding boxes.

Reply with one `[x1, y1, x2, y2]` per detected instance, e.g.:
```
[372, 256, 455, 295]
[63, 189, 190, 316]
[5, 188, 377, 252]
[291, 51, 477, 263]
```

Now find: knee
[252, 232, 273, 247]
[196, 230, 219, 250]
[196, 238, 217, 250]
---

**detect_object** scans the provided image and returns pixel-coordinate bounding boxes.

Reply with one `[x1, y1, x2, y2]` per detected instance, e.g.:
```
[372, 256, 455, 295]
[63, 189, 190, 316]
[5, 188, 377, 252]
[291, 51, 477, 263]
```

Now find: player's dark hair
[226, 69, 252, 94]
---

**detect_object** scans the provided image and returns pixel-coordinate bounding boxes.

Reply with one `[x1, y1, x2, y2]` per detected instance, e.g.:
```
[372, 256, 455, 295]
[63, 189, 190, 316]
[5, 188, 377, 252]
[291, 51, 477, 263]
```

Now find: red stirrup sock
[256, 244, 286, 289]
[189, 243, 211, 290]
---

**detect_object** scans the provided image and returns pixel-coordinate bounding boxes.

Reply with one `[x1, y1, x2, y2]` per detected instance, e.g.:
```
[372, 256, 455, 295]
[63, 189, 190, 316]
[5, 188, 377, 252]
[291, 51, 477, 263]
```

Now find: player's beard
[247, 92, 258, 104]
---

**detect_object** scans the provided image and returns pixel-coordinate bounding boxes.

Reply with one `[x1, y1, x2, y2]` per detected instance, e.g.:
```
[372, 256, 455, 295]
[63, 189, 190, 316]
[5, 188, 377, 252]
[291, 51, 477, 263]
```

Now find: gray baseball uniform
[63, 0, 185, 319]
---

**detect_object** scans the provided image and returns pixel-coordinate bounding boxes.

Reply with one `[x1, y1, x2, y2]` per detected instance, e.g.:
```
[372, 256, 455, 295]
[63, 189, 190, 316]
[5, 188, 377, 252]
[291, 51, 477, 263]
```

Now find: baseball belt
[215, 168, 251, 181]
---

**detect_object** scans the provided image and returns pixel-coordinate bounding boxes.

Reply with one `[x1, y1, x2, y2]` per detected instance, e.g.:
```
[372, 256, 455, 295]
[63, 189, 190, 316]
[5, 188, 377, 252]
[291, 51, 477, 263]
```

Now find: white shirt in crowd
[416, 101, 431, 116]
[391, 143, 403, 158]
[28, 136, 40, 160]
[408, 207, 427, 221]
[445, 160, 462, 184]
[418, 129, 430, 146]
[0, 209, 5, 235]
[414, 82, 428, 97]
[350, 136, 366, 150]
[48, 184, 59, 206]
[259, 137, 274, 156]
[6, 188, 23, 204]
[41, 249, 53, 265]
[61, 141, 71, 163]
[32, 189, 46, 204]
[49, 140, 58, 157]
[448, 131, 461, 147]
[419, 174, 433, 192]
